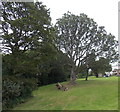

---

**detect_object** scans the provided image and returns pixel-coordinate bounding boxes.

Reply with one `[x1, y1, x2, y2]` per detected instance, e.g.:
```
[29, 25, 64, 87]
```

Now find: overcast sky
[41, 0, 119, 40]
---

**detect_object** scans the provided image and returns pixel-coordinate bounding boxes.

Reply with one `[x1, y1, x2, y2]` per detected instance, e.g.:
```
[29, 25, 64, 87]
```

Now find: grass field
[13, 76, 118, 110]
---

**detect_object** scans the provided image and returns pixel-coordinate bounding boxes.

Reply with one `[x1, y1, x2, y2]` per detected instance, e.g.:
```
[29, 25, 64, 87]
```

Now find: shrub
[2, 76, 37, 110]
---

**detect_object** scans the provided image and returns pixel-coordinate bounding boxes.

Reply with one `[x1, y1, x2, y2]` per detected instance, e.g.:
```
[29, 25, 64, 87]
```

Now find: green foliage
[77, 74, 86, 78]
[2, 52, 38, 77]
[1, 1, 54, 76]
[48, 52, 71, 83]
[37, 50, 71, 86]
[2, 76, 37, 110]
[2, 54, 14, 76]
[78, 56, 112, 78]
[90, 57, 112, 75]
[1, 2, 52, 54]
[1, 2, 54, 109]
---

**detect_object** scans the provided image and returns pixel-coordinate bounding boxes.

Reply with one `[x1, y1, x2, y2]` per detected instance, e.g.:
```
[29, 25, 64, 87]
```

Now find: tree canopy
[1, 2, 52, 54]
[54, 12, 118, 83]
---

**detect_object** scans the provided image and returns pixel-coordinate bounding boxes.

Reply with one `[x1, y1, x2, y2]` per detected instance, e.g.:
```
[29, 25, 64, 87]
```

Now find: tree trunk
[85, 75, 88, 81]
[95, 73, 99, 78]
[85, 69, 88, 81]
[70, 67, 76, 85]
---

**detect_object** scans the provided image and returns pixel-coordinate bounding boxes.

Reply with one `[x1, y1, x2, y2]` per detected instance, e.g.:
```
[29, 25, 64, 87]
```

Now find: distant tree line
[1, 2, 118, 109]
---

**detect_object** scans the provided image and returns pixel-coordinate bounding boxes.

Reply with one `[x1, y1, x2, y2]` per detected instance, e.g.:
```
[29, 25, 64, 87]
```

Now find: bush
[2, 76, 37, 110]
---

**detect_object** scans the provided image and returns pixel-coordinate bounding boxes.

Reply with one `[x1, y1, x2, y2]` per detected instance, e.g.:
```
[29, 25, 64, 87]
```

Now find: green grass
[13, 76, 118, 110]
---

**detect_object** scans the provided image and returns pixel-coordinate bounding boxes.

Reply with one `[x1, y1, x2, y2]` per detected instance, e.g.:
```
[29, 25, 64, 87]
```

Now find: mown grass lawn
[13, 76, 118, 110]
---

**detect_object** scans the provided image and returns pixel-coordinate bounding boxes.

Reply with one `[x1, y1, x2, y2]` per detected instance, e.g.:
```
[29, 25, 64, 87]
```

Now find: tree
[1, 2, 52, 54]
[90, 57, 112, 78]
[55, 12, 118, 84]
[1, 2, 58, 109]
[1, 2, 54, 76]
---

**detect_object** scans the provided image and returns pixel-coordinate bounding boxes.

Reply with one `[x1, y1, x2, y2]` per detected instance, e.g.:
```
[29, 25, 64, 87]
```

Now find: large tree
[1, 2, 52, 54]
[1, 2, 54, 75]
[55, 12, 118, 84]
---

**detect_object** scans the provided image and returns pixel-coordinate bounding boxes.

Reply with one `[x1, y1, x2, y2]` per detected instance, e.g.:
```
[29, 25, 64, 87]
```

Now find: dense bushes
[37, 51, 71, 86]
[2, 50, 71, 109]
[2, 54, 38, 109]
[2, 49, 71, 109]
[2, 76, 37, 110]
[37, 66, 67, 86]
